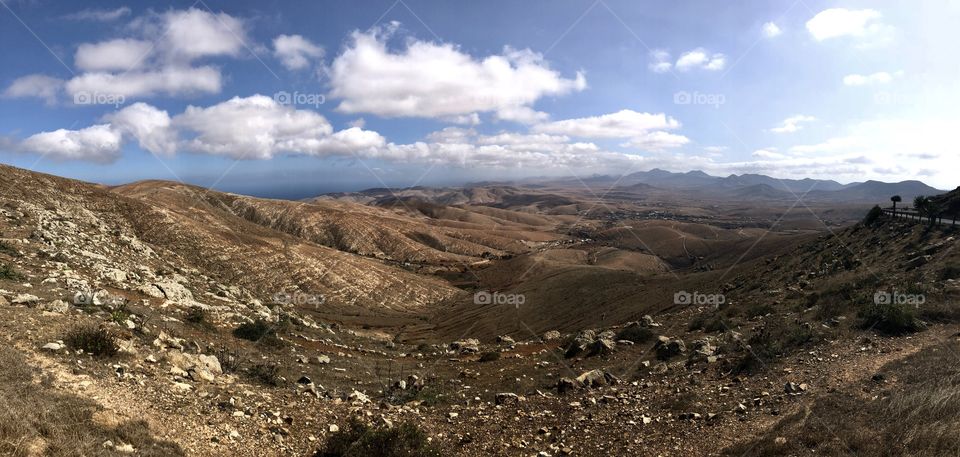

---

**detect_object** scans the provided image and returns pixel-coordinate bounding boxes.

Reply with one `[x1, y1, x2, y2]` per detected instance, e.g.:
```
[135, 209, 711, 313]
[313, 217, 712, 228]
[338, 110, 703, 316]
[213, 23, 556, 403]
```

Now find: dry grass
[724, 340, 960, 456]
[0, 347, 183, 456]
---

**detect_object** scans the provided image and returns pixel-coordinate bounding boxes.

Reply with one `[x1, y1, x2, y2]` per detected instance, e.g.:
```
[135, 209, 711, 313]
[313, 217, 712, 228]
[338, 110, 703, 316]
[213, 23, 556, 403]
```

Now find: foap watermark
[72, 290, 127, 308]
[271, 292, 326, 307]
[874, 290, 925, 308]
[274, 91, 325, 108]
[673, 90, 725, 108]
[73, 90, 125, 107]
[474, 290, 525, 308]
[674, 290, 726, 307]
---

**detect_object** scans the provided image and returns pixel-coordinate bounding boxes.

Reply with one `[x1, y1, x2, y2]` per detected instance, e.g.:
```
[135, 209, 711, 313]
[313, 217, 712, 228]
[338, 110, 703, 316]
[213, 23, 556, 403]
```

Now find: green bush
[940, 264, 960, 281]
[478, 351, 501, 362]
[233, 319, 280, 346]
[859, 302, 921, 335]
[0, 263, 24, 281]
[616, 325, 653, 343]
[64, 325, 118, 357]
[736, 320, 815, 374]
[0, 241, 20, 257]
[863, 205, 883, 226]
[248, 363, 281, 386]
[316, 417, 440, 457]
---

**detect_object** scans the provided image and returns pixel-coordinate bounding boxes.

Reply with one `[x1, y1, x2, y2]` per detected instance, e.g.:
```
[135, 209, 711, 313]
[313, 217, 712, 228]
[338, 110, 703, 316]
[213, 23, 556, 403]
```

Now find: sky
[1, 0, 958, 198]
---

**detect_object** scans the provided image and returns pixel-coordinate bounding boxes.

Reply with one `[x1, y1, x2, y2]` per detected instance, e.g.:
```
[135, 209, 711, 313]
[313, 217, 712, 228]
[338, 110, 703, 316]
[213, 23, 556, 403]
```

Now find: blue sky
[1, 0, 957, 197]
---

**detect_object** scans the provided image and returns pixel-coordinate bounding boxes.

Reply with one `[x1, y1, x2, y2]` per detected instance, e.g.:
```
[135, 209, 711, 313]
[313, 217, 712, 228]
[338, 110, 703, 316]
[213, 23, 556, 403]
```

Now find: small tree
[914, 195, 929, 223]
[891, 195, 901, 217]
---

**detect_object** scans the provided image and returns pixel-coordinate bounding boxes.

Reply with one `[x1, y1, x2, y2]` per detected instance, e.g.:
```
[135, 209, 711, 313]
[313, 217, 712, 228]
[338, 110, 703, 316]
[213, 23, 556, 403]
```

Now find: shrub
[185, 306, 212, 329]
[736, 320, 815, 374]
[213, 348, 242, 373]
[0, 241, 20, 257]
[478, 351, 501, 362]
[940, 264, 960, 281]
[0, 263, 24, 281]
[248, 363, 281, 386]
[233, 319, 281, 346]
[616, 325, 653, 343]
[316, 417, 440, 457]
[64, 325, 118, 357]
[744, 303, 774, 319]
[859, 302, 921, 335]
[863, 205, 883, 226]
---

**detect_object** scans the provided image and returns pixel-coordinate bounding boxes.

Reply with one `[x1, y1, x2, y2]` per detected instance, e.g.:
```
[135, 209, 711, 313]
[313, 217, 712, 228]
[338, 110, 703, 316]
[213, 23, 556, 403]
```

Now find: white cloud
[762, 22, 782, 38]
[18, 124, 122, 162]
[104, 103, 176, 156]
[328, 25, 586, 123]
[752, 149, 787, 159]
[532, 110, 688, 152]
[65, 66, 222, 99]
[533, 110, 680, 138]
[63, 7, 131, 22]
[770, 115, 816, 134]
[2, 74, 64, 104]
[156, 8, 248, 62]
[75, 39, 153, 72]
[30, 8, 250, 102]
[174, 95, 384, 159]
[648, 49, 672, 73]
[675, 48, 726, 71]
[273, 34, 323, 70]
[806, 8, 886, 41]
[843, 71, 894, 86]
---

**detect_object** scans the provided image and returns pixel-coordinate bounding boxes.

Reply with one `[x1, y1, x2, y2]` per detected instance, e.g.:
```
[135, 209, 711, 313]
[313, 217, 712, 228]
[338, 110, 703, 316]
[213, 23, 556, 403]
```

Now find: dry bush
[0, 347, 183, 456]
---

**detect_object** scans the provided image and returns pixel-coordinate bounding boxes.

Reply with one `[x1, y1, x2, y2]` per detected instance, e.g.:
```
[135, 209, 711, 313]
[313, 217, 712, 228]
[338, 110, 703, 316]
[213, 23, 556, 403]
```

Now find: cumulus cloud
[532, 110, 688, 151]
[675, 48, 726, 71]
[806, 8, 887, 41]
[762, 22, 782, 38]
[155, 8, 249, 62]
[328, 25, 586, 124]
[65, 66, 222, 98]
[648, 50, 673, 73]
[173, 95, 386, 159]
[18, 124, 122, 162]
[770, 115, 816, 134]
[104, 103, 176, 156]
[650, 49, 726, 73]
[75, 39, 153, 72]
[273, 34, 323, 70]
[10, 8, 251, 103]
[2, 74, 64, 104]
[63, 7, 131, 22]
[13, 95, 387, 162]
[843, 71, 895, 86]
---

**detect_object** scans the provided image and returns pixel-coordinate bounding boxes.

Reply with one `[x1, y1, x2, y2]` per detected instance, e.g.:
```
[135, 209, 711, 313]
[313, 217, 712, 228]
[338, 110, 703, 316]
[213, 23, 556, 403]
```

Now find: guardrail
[882, 208, 958, 226]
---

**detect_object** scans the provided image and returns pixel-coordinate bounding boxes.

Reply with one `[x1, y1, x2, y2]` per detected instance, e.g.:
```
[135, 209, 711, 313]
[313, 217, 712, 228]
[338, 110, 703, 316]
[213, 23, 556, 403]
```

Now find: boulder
[575, 369, 620, 388]
[496, 335, 516, 345]
[564, 330, 596, 358]
[11, 294, 40, 305]
[542, 330, 562, 341]
[655, 336, 686, 360]
[556, 377, 577, 394]
[40, 299, 69, 313]
[450, 338, 480, 354]
[641, 315, 660, 327]
[588, 338, 616, 357]
[495, 393, 521, 405]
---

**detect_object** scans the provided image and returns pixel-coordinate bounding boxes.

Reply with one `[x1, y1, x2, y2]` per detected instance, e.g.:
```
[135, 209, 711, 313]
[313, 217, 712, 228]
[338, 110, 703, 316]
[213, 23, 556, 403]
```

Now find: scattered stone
[496, 335, 516, 345]
[451, 339, 480, 354]
[542, 330, 562, 341]
[315, 355, 331, 364]
[655, 336, 686, 360]
[11, 294, 40, 305]
[495, 393, 521, 405]
[42, 342, 64, 351]
[575, 369, 620, 388]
